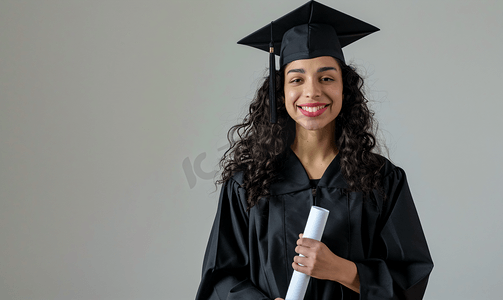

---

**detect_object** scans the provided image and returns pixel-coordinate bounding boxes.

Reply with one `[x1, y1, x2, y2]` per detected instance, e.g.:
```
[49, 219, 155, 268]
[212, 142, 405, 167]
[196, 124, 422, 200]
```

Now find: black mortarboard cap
[238, 0, 379, 123]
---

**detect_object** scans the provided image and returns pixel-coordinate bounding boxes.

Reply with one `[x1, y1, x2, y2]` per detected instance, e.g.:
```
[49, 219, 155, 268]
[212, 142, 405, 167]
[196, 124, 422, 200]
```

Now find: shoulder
[225, 170, 249, 203]
[372, 155, 416, 208]
[229, 170, 245, 187]
[375, 154, 407, 180]
[372, 154, 410, 202]
[218, 171, 250, 215]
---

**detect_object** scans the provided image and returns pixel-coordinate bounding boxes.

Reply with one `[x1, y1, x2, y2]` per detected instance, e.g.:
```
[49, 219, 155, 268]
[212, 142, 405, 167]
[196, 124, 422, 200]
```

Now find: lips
[297, 103, 329, 117]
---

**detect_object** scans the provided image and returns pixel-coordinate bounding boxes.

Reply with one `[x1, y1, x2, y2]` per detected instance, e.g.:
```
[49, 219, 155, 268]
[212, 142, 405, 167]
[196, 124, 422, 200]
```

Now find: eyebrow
[287, 68, 305, 74]
[317, 66, 337, 73]
[286, 66, 338, 74]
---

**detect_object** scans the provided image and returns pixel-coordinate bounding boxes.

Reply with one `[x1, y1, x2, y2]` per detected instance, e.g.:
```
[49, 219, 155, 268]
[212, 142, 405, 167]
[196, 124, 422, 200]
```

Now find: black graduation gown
[195, 150, 433, 300]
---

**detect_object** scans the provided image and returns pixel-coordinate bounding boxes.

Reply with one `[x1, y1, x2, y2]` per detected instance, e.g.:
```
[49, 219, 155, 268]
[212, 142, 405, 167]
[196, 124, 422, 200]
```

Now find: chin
[298, 120, 327, 131]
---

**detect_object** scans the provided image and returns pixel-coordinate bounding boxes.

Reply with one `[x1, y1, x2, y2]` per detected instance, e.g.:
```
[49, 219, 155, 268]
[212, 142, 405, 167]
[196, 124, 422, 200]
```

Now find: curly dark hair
[217, 59, 385, 209]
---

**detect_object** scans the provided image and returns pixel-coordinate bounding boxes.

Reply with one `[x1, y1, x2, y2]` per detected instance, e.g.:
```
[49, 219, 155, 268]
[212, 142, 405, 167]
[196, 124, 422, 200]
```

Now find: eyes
[288, 77, 335, 84]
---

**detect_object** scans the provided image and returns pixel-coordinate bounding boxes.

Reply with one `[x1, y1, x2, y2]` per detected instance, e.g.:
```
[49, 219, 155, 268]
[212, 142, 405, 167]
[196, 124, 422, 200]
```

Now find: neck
[290, 120, 338, 166]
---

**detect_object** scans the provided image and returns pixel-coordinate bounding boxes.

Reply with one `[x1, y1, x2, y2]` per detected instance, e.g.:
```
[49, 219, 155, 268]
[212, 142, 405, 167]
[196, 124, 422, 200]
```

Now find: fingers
[295, 244, 312, 257]
[292, 249, 321, 277]
[294, 255, 309, 266]
[295, 236, 323, 262]
[297, 237, 310, 246]
[292, 260, 313, 276]
[296, 237, 320, 249]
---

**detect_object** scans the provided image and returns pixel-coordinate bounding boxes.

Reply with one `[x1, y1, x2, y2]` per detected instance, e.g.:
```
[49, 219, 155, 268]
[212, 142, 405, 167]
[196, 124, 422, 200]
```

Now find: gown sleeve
[354, 167, 434, 300]
[195, 175, 271, 300]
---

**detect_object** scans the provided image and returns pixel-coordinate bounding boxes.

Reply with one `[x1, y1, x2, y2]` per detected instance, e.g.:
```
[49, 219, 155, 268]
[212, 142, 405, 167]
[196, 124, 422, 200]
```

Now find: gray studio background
[1, 0, 502, 299]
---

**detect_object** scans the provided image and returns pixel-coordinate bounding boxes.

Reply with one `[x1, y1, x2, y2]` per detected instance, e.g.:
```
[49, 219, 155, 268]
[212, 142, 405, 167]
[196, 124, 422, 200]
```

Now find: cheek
[283, 89, 299, 117]
[331, 87, 344, 102]
[284, 88, 300, 106]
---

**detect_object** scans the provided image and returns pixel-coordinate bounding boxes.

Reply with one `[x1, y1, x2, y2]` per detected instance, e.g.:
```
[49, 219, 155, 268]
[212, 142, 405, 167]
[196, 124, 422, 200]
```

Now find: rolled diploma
[285, 206, 330, 300]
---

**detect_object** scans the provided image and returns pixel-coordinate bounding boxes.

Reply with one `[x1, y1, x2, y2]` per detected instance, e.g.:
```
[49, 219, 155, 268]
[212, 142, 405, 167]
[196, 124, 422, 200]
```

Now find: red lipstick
[297, 103, 329, 117]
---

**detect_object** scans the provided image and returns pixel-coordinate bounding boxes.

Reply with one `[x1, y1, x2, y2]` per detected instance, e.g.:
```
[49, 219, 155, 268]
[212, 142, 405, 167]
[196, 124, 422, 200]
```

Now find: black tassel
[269, 22, 277, 124]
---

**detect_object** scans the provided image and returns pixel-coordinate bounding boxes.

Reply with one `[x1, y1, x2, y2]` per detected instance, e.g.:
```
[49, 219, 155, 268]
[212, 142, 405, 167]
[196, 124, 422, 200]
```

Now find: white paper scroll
[285, 206, 329, 300]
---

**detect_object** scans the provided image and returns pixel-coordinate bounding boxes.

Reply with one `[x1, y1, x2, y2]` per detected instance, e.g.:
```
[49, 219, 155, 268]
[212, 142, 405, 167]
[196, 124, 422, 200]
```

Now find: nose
[304, 78, 321, 99]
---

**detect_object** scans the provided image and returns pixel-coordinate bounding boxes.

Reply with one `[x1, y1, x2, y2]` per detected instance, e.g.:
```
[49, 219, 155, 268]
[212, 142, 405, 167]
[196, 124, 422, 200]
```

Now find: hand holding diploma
[285, 206, 329, 300]
[293, 233, 360, 293]
[283, 206, 360, 299]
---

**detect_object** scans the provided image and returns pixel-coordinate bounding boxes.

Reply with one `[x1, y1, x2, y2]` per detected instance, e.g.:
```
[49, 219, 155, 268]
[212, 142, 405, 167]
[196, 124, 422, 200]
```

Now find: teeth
[300, 105, 326, 112]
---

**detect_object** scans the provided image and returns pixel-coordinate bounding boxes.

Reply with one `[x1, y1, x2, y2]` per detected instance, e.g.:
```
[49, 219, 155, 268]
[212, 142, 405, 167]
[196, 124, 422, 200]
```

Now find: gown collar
[270, 148, 348, 195]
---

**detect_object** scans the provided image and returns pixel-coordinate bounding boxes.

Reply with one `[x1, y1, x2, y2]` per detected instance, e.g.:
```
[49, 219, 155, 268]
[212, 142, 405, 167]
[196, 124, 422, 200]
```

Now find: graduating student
[196, 1, 433, 299]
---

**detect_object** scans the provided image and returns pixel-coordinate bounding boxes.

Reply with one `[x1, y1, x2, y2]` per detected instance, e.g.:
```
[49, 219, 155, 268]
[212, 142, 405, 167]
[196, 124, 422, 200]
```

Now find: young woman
[196, 2, 433, 299]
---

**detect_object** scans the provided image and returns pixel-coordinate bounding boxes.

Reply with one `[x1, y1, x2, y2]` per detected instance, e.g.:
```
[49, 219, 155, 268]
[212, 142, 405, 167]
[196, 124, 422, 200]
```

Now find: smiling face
[283, 56, 343, 131]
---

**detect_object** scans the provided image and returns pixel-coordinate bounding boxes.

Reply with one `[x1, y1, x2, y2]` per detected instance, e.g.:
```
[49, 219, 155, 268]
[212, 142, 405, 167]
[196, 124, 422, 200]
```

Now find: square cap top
[237, 0, 379, 66]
